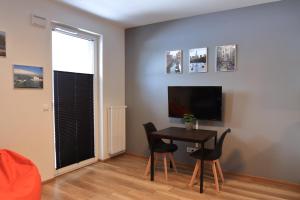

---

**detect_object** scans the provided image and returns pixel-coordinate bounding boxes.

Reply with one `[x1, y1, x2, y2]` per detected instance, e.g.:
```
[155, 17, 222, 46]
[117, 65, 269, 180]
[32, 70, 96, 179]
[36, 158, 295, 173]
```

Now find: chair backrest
[215, 128, 231, 158]
[143, 122, 162, 149]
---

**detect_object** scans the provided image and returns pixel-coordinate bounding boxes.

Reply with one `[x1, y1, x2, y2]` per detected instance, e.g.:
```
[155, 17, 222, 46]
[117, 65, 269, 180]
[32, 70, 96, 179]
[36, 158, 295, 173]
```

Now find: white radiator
[108, 106, 127, 156]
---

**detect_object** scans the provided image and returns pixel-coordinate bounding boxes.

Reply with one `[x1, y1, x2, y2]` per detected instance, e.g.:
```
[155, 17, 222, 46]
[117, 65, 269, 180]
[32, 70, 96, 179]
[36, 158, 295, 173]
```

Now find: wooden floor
[42, 154, 300, 200]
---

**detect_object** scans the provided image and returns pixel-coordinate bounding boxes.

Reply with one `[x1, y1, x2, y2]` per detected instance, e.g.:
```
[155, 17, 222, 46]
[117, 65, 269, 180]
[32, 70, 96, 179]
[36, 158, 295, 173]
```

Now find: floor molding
[42, 152, 300, 191]
[125, 152, 300, 191]
[42, 154, 300, 200]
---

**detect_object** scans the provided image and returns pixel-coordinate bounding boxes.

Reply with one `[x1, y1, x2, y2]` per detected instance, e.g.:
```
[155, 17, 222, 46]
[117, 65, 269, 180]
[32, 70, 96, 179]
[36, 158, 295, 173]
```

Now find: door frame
[51, 22, 103, 176]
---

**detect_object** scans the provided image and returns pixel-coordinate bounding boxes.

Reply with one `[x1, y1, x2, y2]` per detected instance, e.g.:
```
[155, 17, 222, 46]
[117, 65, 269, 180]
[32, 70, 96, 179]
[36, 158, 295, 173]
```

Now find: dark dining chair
[143, 122, 178, 181]
[188, 128, 231, 192]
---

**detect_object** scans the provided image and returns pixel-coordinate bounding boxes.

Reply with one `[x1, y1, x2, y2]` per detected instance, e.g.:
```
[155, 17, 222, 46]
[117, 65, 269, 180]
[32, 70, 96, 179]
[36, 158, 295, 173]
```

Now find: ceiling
[57, 0, 280, 28]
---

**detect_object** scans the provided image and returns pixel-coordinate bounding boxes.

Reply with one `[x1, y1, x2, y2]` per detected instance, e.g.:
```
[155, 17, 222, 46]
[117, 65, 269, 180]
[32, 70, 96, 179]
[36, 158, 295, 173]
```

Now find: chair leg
[212, 161, 220, 192]
[194, 161, 201, 185]
[189, 160, 200, 187]
[216, 160, 224, 183]
[163, 153, 168, 181]
[196, 165, 201, 179]
[145, 153, 159, 176]
[168, 153, 178, 173]
[144, 156, 151, 176]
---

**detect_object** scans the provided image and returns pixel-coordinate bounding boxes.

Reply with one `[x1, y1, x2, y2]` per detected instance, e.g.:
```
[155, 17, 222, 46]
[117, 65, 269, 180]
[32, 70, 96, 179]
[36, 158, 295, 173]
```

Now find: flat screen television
[168, 86, 222, 121]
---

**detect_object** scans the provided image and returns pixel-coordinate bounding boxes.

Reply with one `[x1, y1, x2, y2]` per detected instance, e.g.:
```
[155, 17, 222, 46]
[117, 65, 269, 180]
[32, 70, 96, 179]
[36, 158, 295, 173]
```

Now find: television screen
[168, 86, 222, 120]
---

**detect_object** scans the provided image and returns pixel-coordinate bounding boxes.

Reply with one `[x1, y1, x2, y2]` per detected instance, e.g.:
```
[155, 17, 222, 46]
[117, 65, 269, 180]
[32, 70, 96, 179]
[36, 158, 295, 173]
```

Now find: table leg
[170, 139, 173, 169]
[200, 142, 204, 193]
[150, 142, 154, 181]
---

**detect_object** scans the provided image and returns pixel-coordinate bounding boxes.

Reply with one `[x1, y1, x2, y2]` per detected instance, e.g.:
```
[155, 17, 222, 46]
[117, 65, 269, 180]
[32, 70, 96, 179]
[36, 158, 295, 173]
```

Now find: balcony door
[52, 24, 99, 172]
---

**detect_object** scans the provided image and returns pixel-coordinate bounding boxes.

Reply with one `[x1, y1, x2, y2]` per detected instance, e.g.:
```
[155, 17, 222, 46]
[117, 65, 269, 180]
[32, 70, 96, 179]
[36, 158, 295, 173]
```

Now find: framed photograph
[216, 44, 237, 72]
[166, 50, 183, 74]
[13, 65, 43, 88]
[0, 31, 6, 57]
[189, 48, 207, 73]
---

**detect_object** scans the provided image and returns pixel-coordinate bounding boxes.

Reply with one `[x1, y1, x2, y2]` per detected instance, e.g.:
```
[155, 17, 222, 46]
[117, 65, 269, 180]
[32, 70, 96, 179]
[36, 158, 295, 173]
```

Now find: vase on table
[185, 122, 193, 130]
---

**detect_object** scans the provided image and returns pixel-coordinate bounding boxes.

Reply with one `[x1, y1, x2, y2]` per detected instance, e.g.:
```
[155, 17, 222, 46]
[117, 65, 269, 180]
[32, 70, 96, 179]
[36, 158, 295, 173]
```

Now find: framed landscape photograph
[216, 44, 237, 72]
[0, 31, 6, 57]
[13, 65, 44, 88]
[166, 50, 183, 74]
[189, 48, 207, 73]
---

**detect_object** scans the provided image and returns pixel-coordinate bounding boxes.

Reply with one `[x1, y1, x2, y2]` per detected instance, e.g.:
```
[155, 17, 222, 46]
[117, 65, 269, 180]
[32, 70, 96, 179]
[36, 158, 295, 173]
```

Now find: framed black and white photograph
[189, 48, 207, 73]
[13, 65, 44, 88]
[216, 44, 237, 72]
[166, 50, 183, 74]
[0, 31, 6, 57]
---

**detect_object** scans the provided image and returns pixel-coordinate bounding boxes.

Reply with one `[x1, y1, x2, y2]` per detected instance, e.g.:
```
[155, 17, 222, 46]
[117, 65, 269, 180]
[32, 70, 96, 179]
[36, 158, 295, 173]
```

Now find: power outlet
[187, 147, 198, 153]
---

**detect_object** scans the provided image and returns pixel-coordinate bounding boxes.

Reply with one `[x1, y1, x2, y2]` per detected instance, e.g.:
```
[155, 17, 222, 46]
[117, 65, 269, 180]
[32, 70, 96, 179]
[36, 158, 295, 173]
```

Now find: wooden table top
[152, 127, 217, 143]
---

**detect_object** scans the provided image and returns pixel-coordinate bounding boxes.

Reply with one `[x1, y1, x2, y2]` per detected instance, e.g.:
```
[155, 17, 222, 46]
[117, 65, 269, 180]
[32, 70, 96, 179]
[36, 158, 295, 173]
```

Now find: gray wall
[125, 0, 300, 184]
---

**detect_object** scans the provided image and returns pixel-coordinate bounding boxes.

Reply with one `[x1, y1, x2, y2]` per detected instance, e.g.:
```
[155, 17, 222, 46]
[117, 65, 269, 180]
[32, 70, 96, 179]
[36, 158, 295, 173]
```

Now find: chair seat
[190, 148, 219, 161]
[153, 143, 178, 153]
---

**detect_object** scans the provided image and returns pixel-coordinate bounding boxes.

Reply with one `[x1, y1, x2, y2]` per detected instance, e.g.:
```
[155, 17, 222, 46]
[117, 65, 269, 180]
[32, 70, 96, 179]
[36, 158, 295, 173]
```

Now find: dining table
[150, 127, 218, 193]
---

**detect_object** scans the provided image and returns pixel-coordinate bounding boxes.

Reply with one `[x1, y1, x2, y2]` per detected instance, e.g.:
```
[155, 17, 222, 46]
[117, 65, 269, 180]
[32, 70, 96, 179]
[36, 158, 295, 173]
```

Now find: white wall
[0, 0, 125, 181]
[125, 0, 300, 184]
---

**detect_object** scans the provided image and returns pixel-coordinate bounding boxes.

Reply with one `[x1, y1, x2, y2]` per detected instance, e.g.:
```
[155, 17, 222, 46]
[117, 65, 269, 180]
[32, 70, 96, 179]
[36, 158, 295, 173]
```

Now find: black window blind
[54, 71, 94, 169]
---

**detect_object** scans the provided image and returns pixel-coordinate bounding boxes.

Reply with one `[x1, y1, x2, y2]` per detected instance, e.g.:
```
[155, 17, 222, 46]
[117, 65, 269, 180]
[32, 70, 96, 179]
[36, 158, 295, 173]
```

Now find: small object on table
[183, 114, 196, 130]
